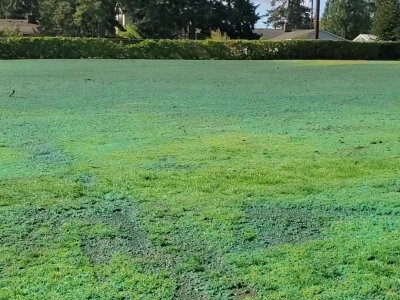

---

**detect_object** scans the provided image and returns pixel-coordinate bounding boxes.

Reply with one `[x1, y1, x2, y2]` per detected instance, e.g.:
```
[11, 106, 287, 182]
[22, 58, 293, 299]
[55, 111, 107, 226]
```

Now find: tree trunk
[188, 23, 196, 40]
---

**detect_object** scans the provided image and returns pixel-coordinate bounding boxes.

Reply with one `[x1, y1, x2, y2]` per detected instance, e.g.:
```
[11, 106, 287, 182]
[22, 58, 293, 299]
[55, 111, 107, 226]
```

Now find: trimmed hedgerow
[0, 37, 399, 60]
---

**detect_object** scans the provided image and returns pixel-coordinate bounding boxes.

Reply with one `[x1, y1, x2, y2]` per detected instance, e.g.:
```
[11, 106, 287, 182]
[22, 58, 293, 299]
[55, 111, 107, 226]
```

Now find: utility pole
[314, 0, 320, 39]
[310, 0, 314, 29]
[285, 0, 291, 32]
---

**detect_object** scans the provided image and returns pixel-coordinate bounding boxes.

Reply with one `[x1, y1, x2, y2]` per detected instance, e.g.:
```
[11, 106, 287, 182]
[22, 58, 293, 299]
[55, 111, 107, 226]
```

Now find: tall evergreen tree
[218, 0, 260, 39]
[322, 0, 373, 39]
[126, 0, 181, 38]
[178, 0, 216, 39]
[266, 0, 311, 30]
[373, 0, 400, 40]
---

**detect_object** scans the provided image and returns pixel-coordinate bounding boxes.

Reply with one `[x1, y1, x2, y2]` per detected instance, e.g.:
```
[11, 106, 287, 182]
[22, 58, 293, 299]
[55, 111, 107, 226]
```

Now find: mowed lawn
[0, 60, 399, 299]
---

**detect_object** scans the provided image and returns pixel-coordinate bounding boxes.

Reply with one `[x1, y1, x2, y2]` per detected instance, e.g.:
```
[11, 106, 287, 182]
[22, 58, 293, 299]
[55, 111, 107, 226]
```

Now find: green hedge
[1, 37, 400, 60]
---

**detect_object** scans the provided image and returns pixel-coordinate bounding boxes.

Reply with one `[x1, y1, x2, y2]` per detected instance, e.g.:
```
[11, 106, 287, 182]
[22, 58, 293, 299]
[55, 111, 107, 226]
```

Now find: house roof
[0, 19, 39, 36]
[270, 29, 346, 41]
[255, 28, 346, 41]
[353, 34, 377, 42]
[254, 28, 285, 40]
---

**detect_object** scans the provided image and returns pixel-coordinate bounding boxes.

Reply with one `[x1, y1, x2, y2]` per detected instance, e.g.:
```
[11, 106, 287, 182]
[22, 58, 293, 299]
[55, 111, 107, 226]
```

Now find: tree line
[1, 0, 399, 41]
[0, 0, 260, 39]
[267, 0, 400, 41]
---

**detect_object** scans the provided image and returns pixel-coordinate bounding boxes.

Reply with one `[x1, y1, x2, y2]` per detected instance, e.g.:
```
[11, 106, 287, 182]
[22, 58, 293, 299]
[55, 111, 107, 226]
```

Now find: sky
[253, 0, 326, 28]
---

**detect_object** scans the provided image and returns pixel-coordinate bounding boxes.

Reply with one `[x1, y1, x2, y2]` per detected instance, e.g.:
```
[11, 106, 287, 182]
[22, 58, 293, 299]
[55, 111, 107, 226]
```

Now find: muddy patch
[233, 288, 258, 300]
[79, 197, 155, 264]
[174, 272, 210, 300]
[20, 141, 70, 170]
[0, 196, 225, 298]
[236, 202, 399, 250]
[238, 203, 324, 249]
[139, 156, 197, 171]
[73, 172, 96, 186]
[143, 202, 231, 299]
[0, 196, 153, 264]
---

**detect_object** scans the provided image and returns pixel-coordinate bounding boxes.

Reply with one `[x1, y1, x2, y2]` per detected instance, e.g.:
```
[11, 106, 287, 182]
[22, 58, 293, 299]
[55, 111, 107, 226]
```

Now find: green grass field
[0, 60, 399, 299]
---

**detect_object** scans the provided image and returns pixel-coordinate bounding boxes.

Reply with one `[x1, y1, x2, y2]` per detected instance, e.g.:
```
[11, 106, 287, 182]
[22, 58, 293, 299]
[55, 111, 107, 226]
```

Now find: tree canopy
[322, 0, 373, 40]
[127, 0, 260, 39]
[1, 0, 260, 39]
[0, 0, 39, 19]
[372, 0, 400, 40]
[266, 0, 312, 30]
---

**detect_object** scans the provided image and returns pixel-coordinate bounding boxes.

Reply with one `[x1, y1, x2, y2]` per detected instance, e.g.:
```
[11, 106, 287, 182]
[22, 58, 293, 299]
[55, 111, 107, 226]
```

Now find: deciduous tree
[0, 0, 39, 19]
[39, 0, 120, 37]
[322, 0, 373, 40]
[128, 0, 260, 39]
[372, 0, 400, 41]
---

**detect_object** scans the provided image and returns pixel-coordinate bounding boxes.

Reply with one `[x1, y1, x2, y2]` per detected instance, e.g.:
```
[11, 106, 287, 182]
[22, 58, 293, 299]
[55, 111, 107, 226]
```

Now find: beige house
[353, 34, 378, 42]
[115, 3, 133, 28]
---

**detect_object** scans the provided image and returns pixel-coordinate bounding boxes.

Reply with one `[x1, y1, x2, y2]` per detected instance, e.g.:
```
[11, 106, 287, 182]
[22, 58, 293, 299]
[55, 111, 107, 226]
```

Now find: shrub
[117, 24, 142, 39]
[0, 28, 23, 38]
[0, 37, 399, 60]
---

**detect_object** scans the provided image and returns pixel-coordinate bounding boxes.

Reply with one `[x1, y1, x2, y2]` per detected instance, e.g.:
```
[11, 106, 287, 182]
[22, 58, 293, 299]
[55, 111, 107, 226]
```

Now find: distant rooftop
[254, 28, 346, 41]
[353, 34, 378, 42]
[253, 28, 285, 40]
[0, 19, 39, 36]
